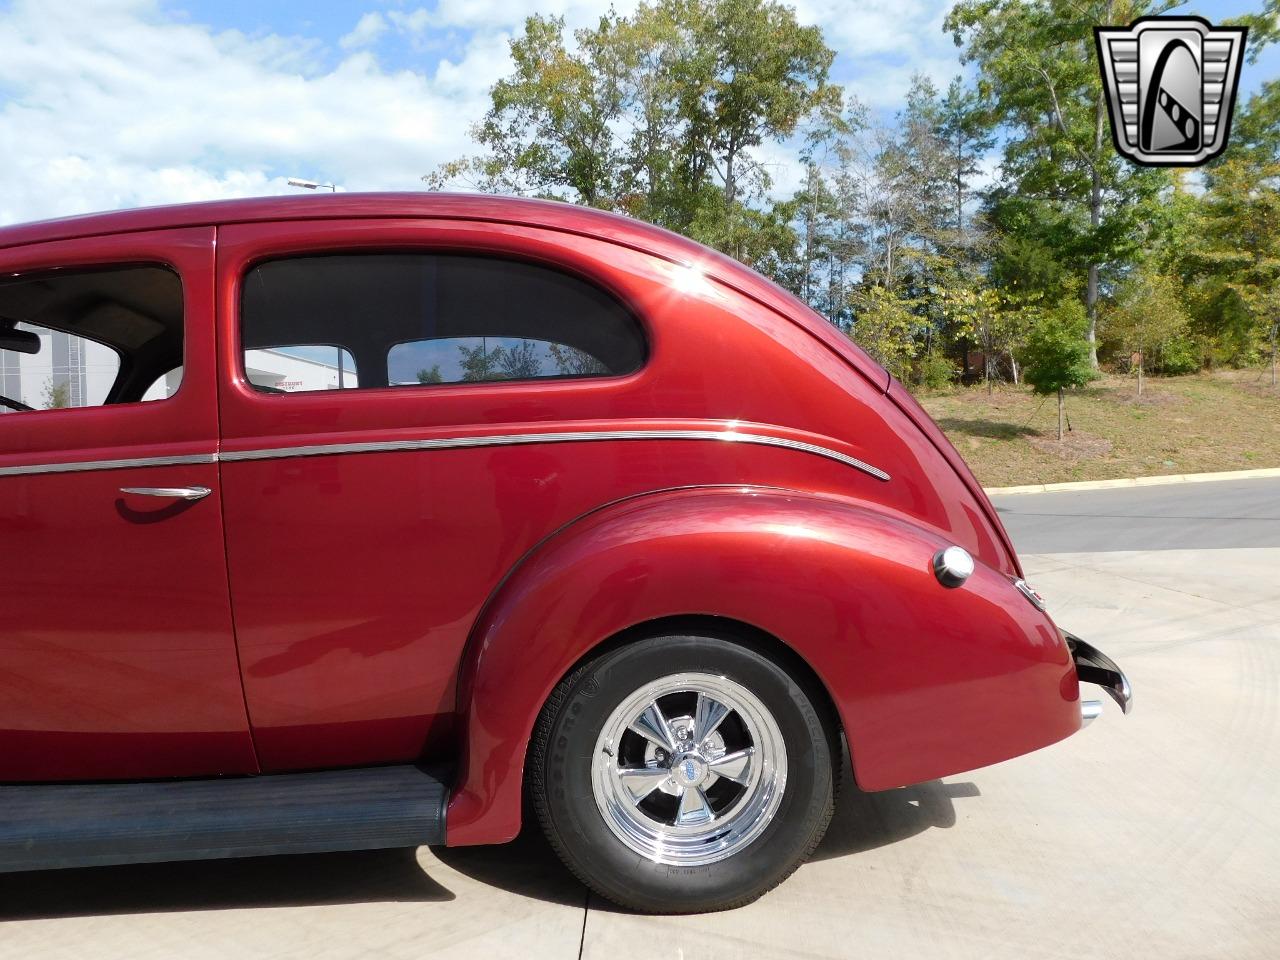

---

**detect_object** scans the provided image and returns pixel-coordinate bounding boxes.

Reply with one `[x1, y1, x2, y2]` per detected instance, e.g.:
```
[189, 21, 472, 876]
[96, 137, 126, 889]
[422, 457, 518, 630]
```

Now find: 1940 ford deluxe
[0, 193, 1130, 913]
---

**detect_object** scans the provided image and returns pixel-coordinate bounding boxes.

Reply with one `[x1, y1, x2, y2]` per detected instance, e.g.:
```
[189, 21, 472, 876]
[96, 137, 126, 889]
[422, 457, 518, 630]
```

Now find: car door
[215, 219, 666, 772]
[0, 227, 257, 781]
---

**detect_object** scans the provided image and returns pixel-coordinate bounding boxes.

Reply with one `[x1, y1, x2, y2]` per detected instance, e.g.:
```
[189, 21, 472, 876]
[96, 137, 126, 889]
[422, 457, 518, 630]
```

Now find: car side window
[240, 254, 645, 392]
[0, 264, 183, 414]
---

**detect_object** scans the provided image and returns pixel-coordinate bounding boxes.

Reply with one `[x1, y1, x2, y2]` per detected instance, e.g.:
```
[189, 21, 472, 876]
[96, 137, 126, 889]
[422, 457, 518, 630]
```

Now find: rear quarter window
[240, 253, 646, 392]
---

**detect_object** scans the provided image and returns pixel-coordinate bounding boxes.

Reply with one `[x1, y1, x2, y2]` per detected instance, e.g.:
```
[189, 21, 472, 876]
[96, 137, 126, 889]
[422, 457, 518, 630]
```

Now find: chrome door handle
[119, 486, 212, 501]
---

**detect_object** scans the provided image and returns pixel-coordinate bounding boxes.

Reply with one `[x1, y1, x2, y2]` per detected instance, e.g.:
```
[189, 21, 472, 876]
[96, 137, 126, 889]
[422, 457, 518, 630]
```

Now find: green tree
[946, 0, 1172, 368]
[1236, 0, 1280, 55]
[790, 105, 871, 324]
[1104, 269, 1192, 395]
[941, 283, 1040, 392]
[1184, 156, 1280, 382]
[549, 343, 608, 376]
[425, 14, 626, 205]
[848, 286, 919, 378]
[457, 342, 507, 382]
[42, 378, 70, 410]
[936, 77, 995, 267]
[500, 340, 544, 380]
[1019, 301, 1098, 440]
[428, 0, 840, 263]
[416, 365, 444, 385]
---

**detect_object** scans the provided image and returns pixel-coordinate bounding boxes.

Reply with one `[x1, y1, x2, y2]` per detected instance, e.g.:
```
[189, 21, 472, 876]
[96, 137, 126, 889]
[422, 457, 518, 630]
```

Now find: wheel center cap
[672, 753, 708, 787]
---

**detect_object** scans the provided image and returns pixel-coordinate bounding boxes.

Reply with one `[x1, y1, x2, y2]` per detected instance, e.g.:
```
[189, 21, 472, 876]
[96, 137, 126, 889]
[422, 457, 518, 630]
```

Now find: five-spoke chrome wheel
[591, 672, 788, 866]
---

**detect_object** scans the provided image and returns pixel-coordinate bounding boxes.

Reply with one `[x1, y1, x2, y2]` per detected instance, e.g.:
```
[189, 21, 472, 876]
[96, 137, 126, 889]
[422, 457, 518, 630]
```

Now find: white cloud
[386, 9, 433, 35]
[340, 12, 388, 50]
[853, 54, 967, 110]
[390, 0, 616, 35]
[794, 0, 949, 58]
[0, 0, 501, 224]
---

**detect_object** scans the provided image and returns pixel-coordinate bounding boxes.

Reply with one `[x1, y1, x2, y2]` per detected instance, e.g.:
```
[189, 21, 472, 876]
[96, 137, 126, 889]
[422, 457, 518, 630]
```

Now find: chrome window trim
[0, 453, 217, 478]
[218, 429, 891, 482]
[0, 430, 889, 482]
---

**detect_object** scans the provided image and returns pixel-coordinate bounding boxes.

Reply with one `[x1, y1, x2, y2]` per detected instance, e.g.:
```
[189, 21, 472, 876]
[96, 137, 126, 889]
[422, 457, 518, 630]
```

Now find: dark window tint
[241, 254, 645, 392]
[0, 265, 183, 414]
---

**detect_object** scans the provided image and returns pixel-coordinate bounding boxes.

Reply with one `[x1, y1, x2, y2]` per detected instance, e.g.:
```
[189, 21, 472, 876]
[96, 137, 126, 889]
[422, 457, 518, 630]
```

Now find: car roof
[0, 192, 671, 252]
[0, 192, 888, 389]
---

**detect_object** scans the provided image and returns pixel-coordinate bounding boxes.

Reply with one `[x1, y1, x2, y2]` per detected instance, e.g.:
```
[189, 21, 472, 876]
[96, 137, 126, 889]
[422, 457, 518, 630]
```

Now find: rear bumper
[1067, 632, 1133, 725]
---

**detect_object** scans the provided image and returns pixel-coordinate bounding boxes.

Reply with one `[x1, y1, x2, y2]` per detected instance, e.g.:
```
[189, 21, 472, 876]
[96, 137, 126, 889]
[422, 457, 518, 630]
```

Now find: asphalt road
[992, 476, 1280, 552]
[2, 479, 1278, 959]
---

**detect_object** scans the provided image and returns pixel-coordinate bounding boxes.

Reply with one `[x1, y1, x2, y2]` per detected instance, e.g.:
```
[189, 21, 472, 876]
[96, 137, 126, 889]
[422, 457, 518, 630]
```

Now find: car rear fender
[445, 485, 1078, 846]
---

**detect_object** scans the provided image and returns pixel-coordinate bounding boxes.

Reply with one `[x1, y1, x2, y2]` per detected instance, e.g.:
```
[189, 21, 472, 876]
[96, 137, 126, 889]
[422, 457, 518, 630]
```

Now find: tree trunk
[1057, 387, 1065, 441]
[985, 328, 994, 395]
[1137, 352, 1143, 397]
[1086, 249, 1099, 370]
[1086, 90, 1104, 371]
[723, 145, 737, 209]
[1011, 355, 1020, 385]
[1271, 322, 1278, 388]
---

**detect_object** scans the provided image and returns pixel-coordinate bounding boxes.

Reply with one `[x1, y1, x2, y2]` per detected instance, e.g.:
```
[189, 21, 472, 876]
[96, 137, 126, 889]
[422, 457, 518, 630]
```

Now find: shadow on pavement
[810, 760, 981, 863]
[441, 762, 983, 902]
[0, 766, 982, 919]
[0, 847, 452, 920]
[433, 815, 585, 907]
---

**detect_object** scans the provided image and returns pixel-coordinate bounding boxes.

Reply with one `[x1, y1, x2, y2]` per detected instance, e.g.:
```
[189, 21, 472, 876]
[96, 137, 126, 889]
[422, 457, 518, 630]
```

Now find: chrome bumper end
[1066, 633, 1133, 725]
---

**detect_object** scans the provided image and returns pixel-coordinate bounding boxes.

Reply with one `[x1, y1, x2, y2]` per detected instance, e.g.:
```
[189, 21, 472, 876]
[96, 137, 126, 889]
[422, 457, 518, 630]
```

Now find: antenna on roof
[287, 178, 338, 193]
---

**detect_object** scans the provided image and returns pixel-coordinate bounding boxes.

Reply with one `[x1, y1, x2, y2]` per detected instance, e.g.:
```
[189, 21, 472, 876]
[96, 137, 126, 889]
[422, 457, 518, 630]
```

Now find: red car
[0, 194, 1130, 913]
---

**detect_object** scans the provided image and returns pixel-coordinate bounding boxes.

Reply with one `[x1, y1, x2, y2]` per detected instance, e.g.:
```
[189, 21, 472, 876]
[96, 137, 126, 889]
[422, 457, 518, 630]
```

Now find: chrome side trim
[0, 430, 890, 482]
[0, 453, 217, 478]
[219, 429, 892, 482]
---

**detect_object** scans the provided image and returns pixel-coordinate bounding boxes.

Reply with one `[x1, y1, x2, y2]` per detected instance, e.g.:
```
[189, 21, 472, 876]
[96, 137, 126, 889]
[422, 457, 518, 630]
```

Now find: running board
[0, 765, 448, 873]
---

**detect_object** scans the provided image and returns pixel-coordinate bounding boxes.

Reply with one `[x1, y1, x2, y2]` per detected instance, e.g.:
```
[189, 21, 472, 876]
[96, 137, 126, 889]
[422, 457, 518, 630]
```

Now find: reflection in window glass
[244, 347, 358, 393]
[0, 264, 183, 415]
[142, 367, 185, 401]
[1, 322, 121, 413]
[388, 338, 607, 385]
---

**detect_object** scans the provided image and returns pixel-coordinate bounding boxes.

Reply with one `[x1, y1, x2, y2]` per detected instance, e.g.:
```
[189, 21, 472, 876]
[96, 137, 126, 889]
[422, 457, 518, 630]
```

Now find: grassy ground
[915, 368, 1280, 488]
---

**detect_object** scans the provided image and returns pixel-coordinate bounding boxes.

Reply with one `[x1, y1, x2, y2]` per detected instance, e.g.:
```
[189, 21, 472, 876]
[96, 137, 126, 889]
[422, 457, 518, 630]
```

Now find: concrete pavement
[2, 481, 1278, 959]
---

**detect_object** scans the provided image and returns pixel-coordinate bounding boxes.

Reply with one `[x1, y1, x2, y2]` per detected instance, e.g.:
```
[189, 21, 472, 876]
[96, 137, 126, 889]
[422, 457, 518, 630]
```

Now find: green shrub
[1154, 335, 1200, 375]
[913, 351, 959, 389]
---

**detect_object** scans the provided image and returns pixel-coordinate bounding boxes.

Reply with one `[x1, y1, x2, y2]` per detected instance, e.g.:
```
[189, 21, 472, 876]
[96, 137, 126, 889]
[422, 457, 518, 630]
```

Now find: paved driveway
[2, 480, 1278, 959]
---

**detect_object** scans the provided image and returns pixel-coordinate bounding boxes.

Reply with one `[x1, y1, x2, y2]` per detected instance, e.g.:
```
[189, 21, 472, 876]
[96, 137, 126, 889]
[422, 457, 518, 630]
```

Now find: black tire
[530, 632, 836, 913]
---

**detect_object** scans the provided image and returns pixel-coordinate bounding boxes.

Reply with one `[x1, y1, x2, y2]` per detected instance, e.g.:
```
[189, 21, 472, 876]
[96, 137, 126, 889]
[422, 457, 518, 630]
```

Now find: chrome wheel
[591, 672, 788, 866]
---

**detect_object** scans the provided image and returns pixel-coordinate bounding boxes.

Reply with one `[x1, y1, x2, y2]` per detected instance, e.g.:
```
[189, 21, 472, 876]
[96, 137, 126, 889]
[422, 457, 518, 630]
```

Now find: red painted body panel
[0, 196, 1075, 845]
[0, 228, 257, 780]
[446, 488, 1078, 845]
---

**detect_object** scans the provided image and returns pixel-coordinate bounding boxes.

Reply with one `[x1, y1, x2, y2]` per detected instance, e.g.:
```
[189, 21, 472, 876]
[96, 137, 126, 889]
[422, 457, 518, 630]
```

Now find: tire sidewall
[539, 633, 833, 912]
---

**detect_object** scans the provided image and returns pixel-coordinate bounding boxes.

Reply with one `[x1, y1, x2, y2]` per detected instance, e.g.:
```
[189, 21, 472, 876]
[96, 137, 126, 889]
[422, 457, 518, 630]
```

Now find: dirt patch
[1027, 432, 1113, 461]
[1108, 389, 1188, 407]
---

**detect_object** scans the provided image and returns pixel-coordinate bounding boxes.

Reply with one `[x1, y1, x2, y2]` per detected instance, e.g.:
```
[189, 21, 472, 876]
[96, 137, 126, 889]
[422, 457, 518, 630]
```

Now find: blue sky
[0, 0, 1274, 225]
[162, 0, 1276, 85]
[161, 0, 1280, 107]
